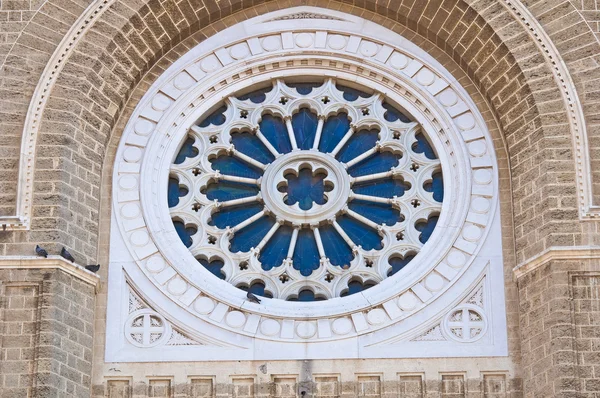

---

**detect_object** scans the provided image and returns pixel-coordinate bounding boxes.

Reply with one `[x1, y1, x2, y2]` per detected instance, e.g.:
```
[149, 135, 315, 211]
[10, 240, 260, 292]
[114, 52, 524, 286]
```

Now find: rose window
[168, 79, 443, 301]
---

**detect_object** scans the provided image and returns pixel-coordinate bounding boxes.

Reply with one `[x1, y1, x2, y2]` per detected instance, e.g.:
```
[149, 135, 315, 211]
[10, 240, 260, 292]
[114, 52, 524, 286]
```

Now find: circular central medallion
[261, 151, 351, 224]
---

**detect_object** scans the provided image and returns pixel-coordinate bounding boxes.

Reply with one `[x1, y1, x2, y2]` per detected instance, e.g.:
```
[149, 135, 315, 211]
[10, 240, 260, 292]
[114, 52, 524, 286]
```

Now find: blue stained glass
[173, 220, 197, 248]
[319, 224, 354, 267]
[237, 86, 272, 104]
[204, 180, 259, 202]
[259, 114, 292, 154]
[353, 178, 410, 198]
[229, 215, 275, 253]
[287, 82, 322, 95]
[198, 257, 225, 279]
[424, 171, 444, 202]
[288, 289, 326, 302]
[282, 168, 329, 210]
[336, 129, 379, 163]
[231, 131, 275, 164]
[259, 225, 293, 270]
[348, 201, 403, 226]
[292, 229, 321, 276]
[168, 177, 188, 207]
[174, 136, 198, 164]
[387, 254, 415, 276]
[292, 108, 318, 149]
[336, 84, 371, 101]
[412, 132, 437, 159]
[382, 102, 411, 123]
[210, 155, 263, 178]
[198, 105, 227, 127]
[237, 281, 273, 298]
[209, 203, 263, 229]
[348, 152, 401, 177]
[416, 215, 439, 244]
[319, 113, 351, 153]
[336, 215, 383, 251]
[341, 280, 376, 296]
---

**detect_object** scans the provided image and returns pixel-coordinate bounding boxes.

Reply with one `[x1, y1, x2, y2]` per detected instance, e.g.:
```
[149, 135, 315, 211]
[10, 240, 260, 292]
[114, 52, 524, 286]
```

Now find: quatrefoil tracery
[169, 79, 443, 300]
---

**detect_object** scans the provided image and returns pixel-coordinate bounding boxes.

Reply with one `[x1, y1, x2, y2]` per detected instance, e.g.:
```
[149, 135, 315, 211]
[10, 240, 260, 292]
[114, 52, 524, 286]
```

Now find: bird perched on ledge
[85, 264, 100, 273]
[60, 247, 75, 263]
[35, 245, 48, 258]
[246, 291, 261, 304]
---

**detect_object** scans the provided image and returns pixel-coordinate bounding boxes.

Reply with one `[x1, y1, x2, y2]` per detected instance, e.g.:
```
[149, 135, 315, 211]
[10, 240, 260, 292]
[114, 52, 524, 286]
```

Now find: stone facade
[1, 0, 600, 397]
[516, 257, 600, 397]
[0, 260, 99, 397]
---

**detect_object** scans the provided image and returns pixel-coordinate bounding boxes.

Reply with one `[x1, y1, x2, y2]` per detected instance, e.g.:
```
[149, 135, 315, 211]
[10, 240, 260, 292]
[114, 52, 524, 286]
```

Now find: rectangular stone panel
[0, 284, 39, 398]
[441, 375, 465, 398]
[314, 375, 339, 398]
[482, 374, 507, 398]
[357, 375, 381, 397]
[148, 379, 171, 397]
[572, 275, 600, 395]
[398, 375, 423, 397]
[272, 375, 297, 398]
[106, 379, 131, 398]
[230, 376, 255, 398]
[190, 377, 214, 397]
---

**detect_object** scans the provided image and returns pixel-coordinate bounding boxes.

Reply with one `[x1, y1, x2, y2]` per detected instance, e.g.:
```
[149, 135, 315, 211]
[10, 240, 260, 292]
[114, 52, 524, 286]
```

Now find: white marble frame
[106, 6, 508, 361]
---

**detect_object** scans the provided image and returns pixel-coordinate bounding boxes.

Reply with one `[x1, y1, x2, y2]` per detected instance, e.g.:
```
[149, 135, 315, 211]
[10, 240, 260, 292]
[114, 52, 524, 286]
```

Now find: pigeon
[35, 245, 48, 258]
[85, 264, 100, 273]
[60, 247, 75, 263]
[246, 291, 261, 304]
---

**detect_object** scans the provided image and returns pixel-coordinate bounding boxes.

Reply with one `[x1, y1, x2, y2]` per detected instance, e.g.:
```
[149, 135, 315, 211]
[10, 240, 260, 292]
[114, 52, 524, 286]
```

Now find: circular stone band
[112, 20, 498, 341]
[261, 151, 351, 225]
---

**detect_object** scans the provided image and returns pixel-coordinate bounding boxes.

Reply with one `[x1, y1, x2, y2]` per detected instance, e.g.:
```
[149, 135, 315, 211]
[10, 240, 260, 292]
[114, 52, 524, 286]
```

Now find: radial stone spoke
[218, 173, 261, 186]
[344, 145, 379, 168]
[330, 126, 355, 156]
[218, 195, 261, 208]
[230, 209, 266, 233]
[255, 127, 281, 157]
[350, 192, 392, 205]
[312, 226, 327, 259]
[345, 208, 381, 230]
[255, 221, 281, 252]
[351, 171, 394, 184]
[230, 148, 268, 170]
[285, 227, 300, 261]
[332, 220, 357, 250]
[312, 116, 326, 150]
[284, 116, 299, 150]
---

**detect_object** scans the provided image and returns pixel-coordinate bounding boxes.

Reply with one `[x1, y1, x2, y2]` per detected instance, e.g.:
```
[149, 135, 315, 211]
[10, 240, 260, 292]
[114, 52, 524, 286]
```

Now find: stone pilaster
[0, 256, 100, 398]
[514, 247, 600, 397]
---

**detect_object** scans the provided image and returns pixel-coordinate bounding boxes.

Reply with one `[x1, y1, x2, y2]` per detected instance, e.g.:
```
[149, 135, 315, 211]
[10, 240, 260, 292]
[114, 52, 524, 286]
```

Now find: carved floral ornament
[109, 8, 507, 358]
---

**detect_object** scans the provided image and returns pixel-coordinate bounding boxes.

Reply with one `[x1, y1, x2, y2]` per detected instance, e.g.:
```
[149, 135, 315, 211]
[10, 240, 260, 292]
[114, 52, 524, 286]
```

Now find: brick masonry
[0, 267, 96, 398]
[516, 259, 600, 397]
[1, 0, 600, 397]
[0, 0, 599, 265]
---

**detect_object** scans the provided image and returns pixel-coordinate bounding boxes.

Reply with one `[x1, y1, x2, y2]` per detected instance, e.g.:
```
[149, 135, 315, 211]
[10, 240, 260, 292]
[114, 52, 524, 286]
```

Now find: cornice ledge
[0, 255, 101, 291]
[513, 246, 600, 279]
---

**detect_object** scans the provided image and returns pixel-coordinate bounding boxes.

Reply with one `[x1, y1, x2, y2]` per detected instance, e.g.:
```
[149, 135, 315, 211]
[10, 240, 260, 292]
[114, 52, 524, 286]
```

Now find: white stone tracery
[169, 79, 442, 299]
[106, 7, 508, 361]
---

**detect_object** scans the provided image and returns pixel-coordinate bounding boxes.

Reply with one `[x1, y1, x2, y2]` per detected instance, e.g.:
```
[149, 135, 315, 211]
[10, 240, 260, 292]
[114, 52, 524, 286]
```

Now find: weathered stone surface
[0, 268, 95, 398]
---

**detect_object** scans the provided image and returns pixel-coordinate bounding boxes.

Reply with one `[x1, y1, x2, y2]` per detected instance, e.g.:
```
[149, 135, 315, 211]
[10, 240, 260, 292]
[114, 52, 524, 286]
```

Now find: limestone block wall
[516, 257, 600, 397]
[0, 260, 99, 398]
[1, 0, 600, 397]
